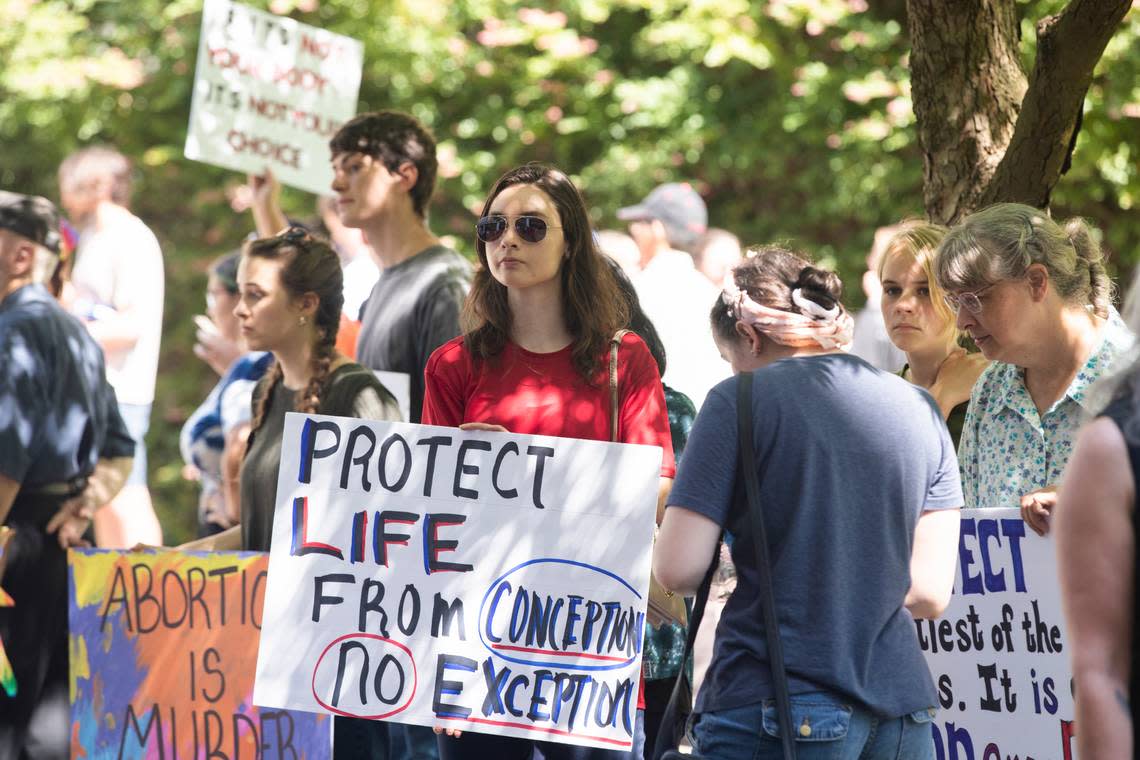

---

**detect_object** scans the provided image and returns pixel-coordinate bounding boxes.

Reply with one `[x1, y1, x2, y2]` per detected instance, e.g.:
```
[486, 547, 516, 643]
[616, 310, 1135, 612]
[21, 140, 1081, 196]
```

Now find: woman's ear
[297, 291, 320, 319]
[1026, 263, 1049, 302]
[735, 321, 764, 356]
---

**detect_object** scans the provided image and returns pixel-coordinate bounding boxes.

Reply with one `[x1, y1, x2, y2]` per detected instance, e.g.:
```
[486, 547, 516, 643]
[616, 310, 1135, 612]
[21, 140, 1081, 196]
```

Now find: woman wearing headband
[423, 164, 675, 760]
[935, 203, 1131, 534]
[878, 221, 988, 447]
[655, 246, 961, 760]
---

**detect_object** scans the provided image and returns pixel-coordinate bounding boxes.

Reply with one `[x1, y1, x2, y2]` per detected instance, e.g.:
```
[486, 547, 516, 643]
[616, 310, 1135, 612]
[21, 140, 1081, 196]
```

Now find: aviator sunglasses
[476, 215, 562, 244]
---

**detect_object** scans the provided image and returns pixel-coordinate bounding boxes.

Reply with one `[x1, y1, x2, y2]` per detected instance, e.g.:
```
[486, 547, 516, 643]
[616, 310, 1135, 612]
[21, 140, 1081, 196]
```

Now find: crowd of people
[0, 108, 1136, 760]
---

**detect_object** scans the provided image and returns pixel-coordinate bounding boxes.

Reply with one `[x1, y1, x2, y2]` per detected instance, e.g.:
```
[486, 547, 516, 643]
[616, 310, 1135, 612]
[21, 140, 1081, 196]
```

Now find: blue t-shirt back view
[667, 353, 962, 718]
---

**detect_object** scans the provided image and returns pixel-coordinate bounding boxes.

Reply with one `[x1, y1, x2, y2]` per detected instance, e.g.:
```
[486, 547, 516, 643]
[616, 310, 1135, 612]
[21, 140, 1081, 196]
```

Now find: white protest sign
[374, 370, 411, 424]
[184, 0, 363, 195]
[253, 413, 662, 751]
[921, 508, 1077, 760]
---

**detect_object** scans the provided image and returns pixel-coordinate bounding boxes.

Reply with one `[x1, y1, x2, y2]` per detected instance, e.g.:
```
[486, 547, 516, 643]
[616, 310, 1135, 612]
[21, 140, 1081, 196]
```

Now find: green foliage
[0, 0, 1136, 542]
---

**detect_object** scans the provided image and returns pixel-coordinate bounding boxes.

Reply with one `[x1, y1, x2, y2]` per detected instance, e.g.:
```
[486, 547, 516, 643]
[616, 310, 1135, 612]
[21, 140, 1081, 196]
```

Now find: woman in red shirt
[425, 164, 675, 760]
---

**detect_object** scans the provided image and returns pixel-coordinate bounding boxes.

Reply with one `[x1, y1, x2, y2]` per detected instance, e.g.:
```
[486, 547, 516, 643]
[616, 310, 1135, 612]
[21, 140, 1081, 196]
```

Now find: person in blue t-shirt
[654, 245, 963, 760]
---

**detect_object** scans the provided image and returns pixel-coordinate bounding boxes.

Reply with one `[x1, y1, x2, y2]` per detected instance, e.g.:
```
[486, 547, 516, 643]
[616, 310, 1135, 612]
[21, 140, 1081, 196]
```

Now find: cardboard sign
[253, 413, 662, 750]
[184, 0, 363, 195]
[69, 549, 331, 759]
[921, 508, 1077, 759]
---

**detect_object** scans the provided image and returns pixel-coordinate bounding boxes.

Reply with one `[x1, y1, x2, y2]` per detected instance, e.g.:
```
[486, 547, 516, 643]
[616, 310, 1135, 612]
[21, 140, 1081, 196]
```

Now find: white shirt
[633, 249, 728, 409]
[71, 207, 164, 405]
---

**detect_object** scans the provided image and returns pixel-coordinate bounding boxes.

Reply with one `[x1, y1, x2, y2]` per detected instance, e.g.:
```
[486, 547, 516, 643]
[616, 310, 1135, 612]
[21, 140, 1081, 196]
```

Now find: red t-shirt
[422, 333, 676, 478]
[423, 333, 674, 710]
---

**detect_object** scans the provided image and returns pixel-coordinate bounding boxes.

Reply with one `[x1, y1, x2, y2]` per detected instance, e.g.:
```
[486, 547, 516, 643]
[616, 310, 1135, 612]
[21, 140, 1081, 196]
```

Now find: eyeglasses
[943, 282, 997, 315]
[476, 215, 562, 244]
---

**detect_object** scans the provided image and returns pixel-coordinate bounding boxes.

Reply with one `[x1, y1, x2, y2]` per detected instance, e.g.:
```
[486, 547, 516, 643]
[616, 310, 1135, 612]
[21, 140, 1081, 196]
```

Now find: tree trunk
[906, 0, 1026, 225]
[906, 0, 1131, 224]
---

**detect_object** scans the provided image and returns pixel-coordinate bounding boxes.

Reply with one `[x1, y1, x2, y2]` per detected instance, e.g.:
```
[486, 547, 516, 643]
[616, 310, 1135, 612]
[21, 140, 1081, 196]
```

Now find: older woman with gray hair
[935, 202, 1132, 534]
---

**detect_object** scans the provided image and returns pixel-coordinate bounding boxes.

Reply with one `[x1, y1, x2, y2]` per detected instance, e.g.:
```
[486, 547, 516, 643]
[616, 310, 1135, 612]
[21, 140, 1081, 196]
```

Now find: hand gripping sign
[253, 413, 662, 751]
[184, 0, 363, 195]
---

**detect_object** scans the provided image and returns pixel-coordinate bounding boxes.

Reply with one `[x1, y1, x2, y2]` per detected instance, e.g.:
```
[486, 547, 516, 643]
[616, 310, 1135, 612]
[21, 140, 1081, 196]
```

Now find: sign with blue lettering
[253, 414, 663, 750]
[920, 508, 1077, 760]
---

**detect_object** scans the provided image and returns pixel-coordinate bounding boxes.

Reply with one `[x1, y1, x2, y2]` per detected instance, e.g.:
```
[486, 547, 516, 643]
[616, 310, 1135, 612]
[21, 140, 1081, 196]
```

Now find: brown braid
[297, 331, 336, 415]
[249, 360, 283, 436]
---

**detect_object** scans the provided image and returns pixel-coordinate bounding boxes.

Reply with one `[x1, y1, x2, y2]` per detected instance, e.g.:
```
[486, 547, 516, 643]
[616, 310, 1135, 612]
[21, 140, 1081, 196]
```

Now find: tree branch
[979, 0, 1132, 209]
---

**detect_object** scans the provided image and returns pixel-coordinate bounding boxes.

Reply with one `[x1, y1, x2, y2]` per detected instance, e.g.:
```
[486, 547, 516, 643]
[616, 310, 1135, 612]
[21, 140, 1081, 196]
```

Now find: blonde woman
[878, 222, 987, 446]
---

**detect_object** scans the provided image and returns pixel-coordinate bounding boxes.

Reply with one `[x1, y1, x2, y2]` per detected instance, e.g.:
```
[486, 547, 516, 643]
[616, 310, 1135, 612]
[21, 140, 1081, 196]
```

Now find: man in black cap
[0, 190, 134, 759]
[617, 183, 726, 406]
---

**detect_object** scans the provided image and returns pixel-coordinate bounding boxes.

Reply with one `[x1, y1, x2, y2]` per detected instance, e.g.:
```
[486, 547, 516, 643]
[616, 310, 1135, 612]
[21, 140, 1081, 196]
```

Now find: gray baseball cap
[617, 182, 708, 249]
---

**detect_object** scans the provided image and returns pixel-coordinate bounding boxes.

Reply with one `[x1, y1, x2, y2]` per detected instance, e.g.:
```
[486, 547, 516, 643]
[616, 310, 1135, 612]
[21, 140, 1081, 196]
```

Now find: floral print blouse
[959, 308, 1133, 509]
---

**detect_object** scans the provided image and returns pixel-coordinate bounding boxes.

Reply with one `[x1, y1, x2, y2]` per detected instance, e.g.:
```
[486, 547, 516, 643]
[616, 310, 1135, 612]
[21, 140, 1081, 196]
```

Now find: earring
[298, 315, 307, 326]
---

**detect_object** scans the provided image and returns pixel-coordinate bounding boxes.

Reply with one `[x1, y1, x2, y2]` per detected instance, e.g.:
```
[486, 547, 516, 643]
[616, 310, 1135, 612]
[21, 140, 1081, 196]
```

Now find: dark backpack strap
[738, 370, 796, 759]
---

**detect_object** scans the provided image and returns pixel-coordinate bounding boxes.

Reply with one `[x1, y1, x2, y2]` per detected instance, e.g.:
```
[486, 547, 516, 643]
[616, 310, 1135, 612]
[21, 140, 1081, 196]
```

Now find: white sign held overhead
[253, 413, 662, 751]
[184, 0, 363, 195]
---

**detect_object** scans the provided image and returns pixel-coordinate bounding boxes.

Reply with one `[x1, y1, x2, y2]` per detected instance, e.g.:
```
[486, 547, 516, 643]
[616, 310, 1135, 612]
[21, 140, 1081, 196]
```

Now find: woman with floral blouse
[935, 203, 1132, 535]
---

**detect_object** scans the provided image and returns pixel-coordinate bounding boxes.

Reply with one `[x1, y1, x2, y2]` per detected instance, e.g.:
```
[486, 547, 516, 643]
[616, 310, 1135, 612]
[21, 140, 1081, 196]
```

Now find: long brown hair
[246, 228, 344, 433]
[462, 164, 628, 381]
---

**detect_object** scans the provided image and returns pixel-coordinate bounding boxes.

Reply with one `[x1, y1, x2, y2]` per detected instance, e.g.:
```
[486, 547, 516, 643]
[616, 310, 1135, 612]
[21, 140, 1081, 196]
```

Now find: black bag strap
[738, 370, 796, 759]
[649, 543, 717, 760]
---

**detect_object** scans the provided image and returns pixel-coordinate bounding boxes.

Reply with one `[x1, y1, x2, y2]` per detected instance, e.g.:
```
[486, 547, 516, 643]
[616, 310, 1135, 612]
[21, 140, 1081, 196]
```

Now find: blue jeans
[690, 692, 935, 760]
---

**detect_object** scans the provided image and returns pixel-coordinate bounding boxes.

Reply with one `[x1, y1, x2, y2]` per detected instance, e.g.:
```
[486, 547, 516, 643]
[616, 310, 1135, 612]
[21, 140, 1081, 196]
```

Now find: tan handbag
[609, 330, 688, 628]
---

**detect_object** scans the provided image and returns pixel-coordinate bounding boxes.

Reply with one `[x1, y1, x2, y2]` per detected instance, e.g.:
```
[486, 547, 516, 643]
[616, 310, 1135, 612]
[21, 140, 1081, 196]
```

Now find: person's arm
[221, 423, 250, 526]
[654, 505, 722, 595]
[248, 170, 289, 238]
[421, 342, 468, 426]
[905, 507, 961, 618]
[0, 474, 19, 527]
[45, 455, 133, 548]
[178, 525, 242, 552]
[1057, 417, 1134, 760]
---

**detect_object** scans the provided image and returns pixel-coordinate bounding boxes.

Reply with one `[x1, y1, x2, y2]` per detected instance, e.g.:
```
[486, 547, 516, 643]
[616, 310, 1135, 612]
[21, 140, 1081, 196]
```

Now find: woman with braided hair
[934, 203, 1132, 534]
[183, 227, 400, 552]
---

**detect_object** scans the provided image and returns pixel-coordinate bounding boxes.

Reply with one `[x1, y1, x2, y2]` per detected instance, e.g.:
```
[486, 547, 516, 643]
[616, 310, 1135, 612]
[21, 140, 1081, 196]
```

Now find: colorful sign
[184, 0, 363, 195]
[921, 508, 1077, 760]
[69, 549, 331, 759]
[253, 414, 662, 750]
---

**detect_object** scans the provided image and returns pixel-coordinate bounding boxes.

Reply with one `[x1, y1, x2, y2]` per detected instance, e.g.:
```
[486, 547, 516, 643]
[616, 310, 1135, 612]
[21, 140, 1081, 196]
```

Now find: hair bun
[794, 265, 842, 310]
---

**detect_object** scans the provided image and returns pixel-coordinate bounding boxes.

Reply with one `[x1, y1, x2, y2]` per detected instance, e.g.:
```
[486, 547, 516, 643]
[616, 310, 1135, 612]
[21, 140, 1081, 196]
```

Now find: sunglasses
[943, 282, 997, 315]
[476, 215, 562, 244]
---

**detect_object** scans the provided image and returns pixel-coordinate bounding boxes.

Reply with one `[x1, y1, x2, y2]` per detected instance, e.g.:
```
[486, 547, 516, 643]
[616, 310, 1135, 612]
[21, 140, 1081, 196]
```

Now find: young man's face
[329, 152, 405, 228]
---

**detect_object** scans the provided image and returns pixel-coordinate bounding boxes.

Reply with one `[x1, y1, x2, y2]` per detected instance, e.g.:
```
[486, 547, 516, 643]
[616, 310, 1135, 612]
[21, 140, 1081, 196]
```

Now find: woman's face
[483, 183, 567, 295]
[233, 256, 310, 353]
[206, 272, 241, 343]
[946, 275, 1037, 363]
[879, 254, 955, 357]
